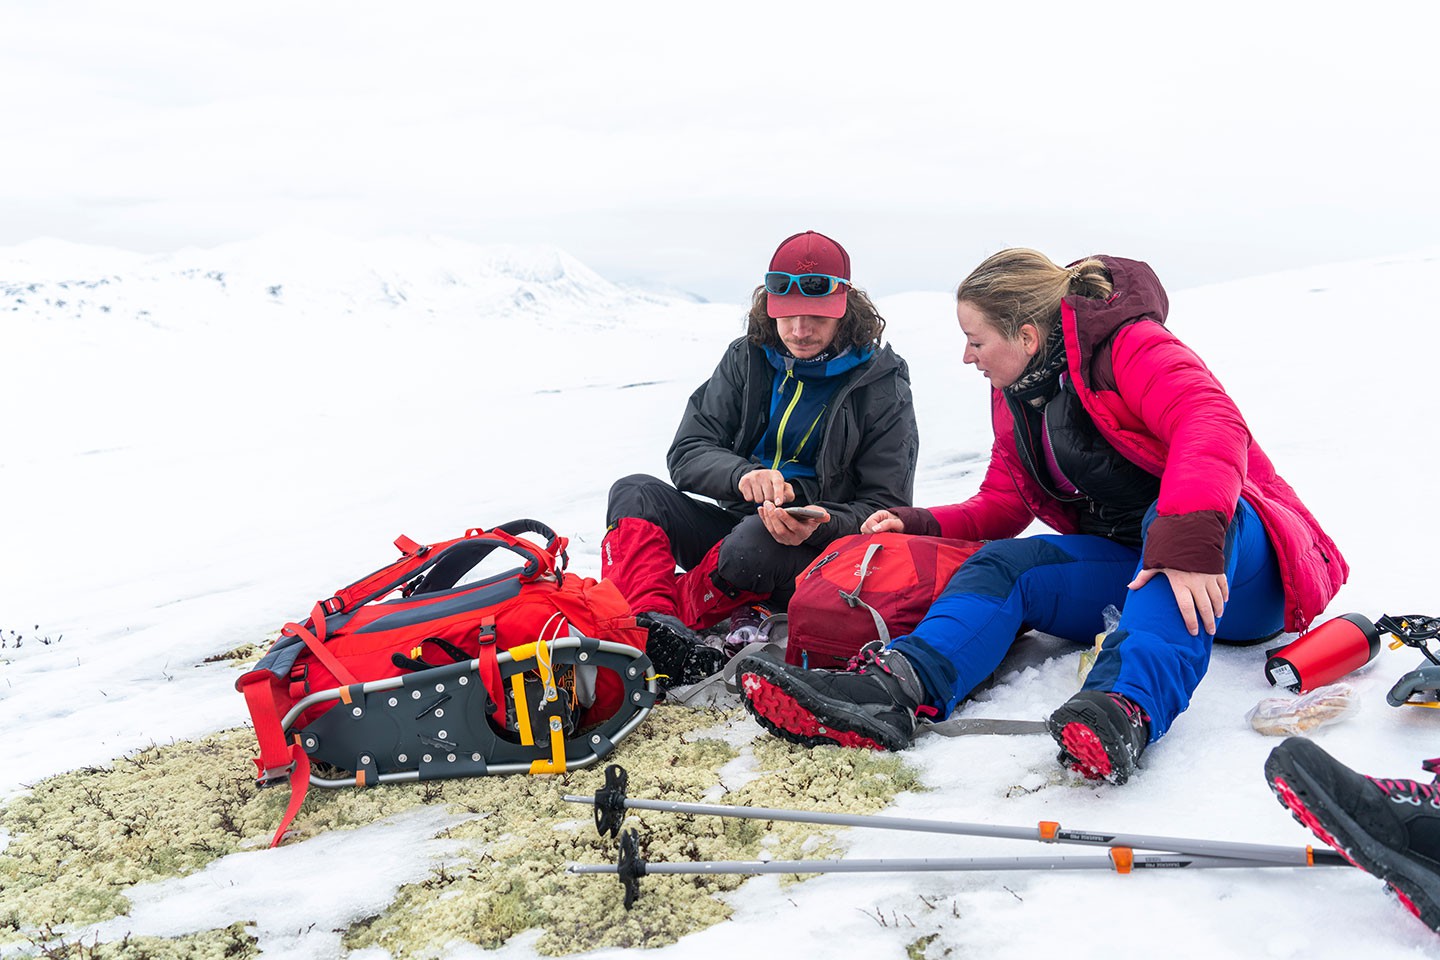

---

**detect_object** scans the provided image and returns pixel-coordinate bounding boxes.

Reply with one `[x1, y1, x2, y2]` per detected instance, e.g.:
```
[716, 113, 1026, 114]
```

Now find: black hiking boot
[1265, 737, 1440, 932]
[636, 612, 725, 688]
[735, 642, 924, 751]
[1047, 689, 1151, 784]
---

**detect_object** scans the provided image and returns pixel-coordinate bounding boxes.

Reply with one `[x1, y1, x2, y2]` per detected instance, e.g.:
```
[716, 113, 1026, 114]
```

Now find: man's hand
[861, 509, 904, 534]
[758, 501, 830, 545]
[1129, 568, 1229, 637]
[739, 468, 794, 506]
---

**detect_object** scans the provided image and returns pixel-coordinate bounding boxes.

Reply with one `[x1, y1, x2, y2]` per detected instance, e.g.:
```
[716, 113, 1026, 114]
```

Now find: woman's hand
[739, 468, 794, 506]
[1129, 568, 1230, 637]
[861, 509, 905, 535]
[758, 502, 830, 545]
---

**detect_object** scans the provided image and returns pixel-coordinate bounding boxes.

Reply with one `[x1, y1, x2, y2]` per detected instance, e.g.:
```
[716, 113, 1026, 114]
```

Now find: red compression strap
[476, 617, 505, 726]
[269, 741, 312, 847]
[282, 602, 358, 687]
[242, 675, 296, 779]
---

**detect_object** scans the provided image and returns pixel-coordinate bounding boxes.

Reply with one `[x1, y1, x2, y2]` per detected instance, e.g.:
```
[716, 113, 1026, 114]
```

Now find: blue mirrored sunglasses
[764, 271, 849, 297]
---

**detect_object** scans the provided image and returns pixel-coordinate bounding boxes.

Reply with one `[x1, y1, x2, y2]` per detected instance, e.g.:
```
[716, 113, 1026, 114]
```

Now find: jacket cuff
[891, 507, 941, 538]
[1142, 511, 1228, 575]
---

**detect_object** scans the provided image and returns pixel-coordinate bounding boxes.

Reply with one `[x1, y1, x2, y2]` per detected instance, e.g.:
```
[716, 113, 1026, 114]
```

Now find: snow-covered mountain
[2, 231, 697, 331]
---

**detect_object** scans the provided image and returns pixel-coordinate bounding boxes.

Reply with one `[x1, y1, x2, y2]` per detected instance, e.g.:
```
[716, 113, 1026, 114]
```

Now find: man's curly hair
[744, 286, 887, 352]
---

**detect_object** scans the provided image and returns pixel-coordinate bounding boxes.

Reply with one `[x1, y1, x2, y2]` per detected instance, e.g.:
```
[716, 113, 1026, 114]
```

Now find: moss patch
[344, 716, 923, 957]
[199, 643, 267, 669]
[21, 922, 257, 959]
[0, 731, 274, 932]
[2, 705, 921, 957]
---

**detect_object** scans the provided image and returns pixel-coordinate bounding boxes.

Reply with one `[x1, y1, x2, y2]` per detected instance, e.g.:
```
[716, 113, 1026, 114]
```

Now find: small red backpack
[786, 532, 984, 669]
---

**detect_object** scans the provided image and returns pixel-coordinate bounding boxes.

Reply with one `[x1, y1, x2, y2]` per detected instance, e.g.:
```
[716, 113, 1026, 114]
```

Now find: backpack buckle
[254, 761, 294, 789]
[394, 535, 429, 557]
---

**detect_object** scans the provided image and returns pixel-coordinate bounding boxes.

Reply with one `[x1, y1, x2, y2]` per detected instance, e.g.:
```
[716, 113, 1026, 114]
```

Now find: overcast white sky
[1, 0, 1436, 299]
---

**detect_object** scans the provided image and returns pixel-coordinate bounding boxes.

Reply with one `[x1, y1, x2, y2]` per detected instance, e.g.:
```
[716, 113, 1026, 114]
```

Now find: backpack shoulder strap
[836, 542, 891, 644]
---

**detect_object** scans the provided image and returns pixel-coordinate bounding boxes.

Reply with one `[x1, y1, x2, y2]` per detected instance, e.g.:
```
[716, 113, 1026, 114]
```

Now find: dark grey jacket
[666, 337, 919, 547]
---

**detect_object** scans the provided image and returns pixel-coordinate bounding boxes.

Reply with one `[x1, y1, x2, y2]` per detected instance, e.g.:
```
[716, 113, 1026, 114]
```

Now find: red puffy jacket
[929, 256, 1346, 632]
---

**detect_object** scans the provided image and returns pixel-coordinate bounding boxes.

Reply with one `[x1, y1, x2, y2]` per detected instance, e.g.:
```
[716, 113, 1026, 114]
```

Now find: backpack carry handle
[465, 520, 569, 578]
[489, 519, 565, 558]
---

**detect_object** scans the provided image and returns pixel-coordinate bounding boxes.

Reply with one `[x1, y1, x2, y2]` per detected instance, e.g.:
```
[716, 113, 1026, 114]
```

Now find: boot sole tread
[1046, 698, 1137, 785]
[1265, 749, 1440, 932]
[736, 658, 908, 751]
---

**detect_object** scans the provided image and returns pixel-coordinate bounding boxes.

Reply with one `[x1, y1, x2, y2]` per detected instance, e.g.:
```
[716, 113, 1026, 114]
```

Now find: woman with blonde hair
[738, 248, 1346, 783]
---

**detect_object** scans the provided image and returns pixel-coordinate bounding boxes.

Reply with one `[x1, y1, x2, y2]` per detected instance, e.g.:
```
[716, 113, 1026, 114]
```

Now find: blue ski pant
[889, 499, 1285, 740]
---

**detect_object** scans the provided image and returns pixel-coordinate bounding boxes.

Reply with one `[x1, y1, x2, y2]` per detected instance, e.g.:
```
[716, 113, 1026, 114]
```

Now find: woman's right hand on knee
[739, 468, 794, 506]
[862, 510, 905, 535]
[1129, 567, 1229, 636]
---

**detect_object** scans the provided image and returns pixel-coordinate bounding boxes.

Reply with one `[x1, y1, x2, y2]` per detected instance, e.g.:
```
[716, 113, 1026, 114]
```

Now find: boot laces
[1107, 692, 1150, 729]
[842, 643, 926, 716]
[845, 643, 893, 677]
[1369, 766, 1440, 809]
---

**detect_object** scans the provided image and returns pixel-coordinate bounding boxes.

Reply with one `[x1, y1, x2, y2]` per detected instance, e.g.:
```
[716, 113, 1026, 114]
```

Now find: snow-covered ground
[4, 235, 1439, 957]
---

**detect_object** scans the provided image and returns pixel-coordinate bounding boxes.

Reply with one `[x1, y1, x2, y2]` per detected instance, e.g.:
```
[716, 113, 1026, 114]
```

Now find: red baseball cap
[766, 230, 852, 320]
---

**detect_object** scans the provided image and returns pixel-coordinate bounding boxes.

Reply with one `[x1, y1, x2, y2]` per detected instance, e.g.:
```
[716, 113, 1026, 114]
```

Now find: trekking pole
[564, 765, 1343, 866]
[568, 828, 1347, 909]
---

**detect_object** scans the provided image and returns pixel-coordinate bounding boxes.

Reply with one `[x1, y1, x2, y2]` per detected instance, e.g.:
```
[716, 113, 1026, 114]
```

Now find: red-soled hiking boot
[1047, 690, 1151, 785]
[735, 642, 924, 751]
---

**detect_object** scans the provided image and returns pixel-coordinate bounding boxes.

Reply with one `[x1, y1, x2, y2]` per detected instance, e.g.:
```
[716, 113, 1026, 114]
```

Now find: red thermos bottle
[1264, 613, 1382, 693]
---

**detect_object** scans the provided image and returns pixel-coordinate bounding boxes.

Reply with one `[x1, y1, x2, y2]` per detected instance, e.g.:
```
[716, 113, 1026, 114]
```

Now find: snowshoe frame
[288, 636, 657, 786]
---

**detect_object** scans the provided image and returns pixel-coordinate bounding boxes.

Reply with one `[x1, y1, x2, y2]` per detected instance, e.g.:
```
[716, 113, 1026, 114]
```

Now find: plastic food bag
[1247, 682, 1359, 736]
[1077, 605, 1122, 686]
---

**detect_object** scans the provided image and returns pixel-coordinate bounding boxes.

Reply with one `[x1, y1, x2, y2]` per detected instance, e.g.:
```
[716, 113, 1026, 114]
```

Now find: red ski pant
[601, 474, 818, 629]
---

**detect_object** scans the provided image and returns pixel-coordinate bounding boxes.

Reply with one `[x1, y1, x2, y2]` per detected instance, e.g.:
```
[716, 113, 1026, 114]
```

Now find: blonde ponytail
[957, 249, 1112, 342]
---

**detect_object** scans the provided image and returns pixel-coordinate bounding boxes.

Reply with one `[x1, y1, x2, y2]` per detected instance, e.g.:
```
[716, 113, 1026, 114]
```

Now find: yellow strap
[529, 716, 569, 774]
[510, 673, 534, 745]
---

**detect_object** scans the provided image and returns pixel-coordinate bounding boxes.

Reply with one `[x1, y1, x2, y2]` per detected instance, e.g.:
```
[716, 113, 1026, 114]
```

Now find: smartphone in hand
[783, 506, 828, 521]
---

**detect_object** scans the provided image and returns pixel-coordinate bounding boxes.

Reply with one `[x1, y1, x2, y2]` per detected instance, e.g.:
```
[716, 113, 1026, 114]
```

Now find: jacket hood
[1065, 256, 1169, 388]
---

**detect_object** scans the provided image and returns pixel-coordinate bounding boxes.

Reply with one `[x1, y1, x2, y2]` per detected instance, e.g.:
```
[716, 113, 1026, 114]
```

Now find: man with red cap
[602, 231, 919, 686]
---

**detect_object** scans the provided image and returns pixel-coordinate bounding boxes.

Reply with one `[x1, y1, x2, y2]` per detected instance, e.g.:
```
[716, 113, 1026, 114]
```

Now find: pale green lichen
[199, 642, 267, 670]
[340, 705, 744, 957]
[907, 932, 945, 960]
[0, 732, 278, 931]
[2, 703, 922, 957]
[22, 922, 257, 959]
[344, 711, 925, 957]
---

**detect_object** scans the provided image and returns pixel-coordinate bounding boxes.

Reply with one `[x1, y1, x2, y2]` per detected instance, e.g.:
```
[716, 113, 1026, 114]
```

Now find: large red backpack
[238, 520, 654, 845]
[786, 532, 984, 669]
